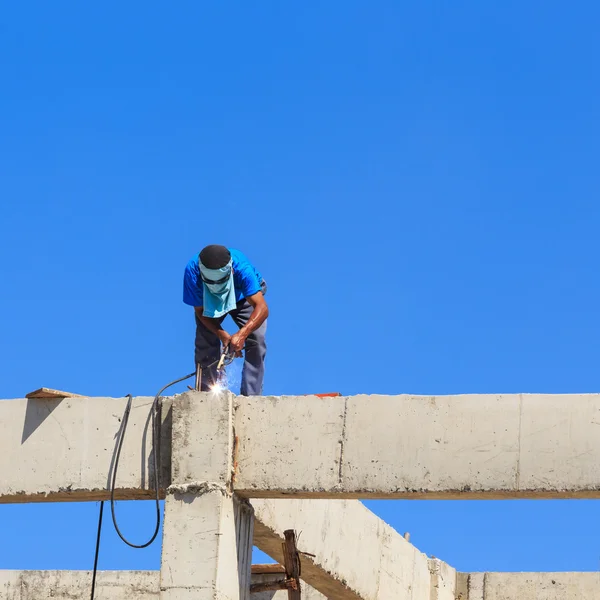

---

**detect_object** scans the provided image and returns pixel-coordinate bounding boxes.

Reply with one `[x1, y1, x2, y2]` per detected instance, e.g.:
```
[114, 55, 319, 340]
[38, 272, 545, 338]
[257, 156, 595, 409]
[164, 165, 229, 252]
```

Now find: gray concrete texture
[458, 572, 600, 599]
[160, 490, 247, 600]
[4, 569, 600, 600]
[1, 395, 171, 502]
[252, 498, 444, 600]
[234, 393, 600, 498]
[0, 571, 326, 600]
[251, 573, 327, 600]
[6, 391, 600, 599]
[169, 391, 233, 486]
[161, 392, 253, 600]
[0, 570, 159, 599]
[7, 392, 600, 502]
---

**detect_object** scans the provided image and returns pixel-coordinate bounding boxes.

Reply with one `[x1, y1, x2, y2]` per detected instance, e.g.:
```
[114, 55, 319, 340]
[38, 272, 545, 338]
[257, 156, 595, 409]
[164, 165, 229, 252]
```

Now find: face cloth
[199, 258, 237, 318]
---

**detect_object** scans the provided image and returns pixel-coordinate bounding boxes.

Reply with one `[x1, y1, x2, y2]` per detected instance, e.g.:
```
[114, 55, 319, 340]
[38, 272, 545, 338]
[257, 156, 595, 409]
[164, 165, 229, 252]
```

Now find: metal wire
[90, 372, 195, 599]
[111, 373, 195, 548]
[90, 500, 104, 600]
[90, 347, 252, 597]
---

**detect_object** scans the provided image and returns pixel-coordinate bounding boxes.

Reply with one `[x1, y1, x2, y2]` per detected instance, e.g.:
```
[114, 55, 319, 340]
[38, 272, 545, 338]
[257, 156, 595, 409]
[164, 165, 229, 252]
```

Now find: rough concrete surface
[234, 394, 600, 498]
[430, 559, 458, 600]
[6, 569, 600, 599]
[160, 489, 252, 600]
[163, 392, 252, 600]
[170, 392, 233, 486]
[1, 395, 171, 502]
[8, 391, 600, 599]
[251, 573, 327, 599]
[8, 392, 600, 501]
[235, 395, 345, 494]
[0, 570, 159, 599]
[459, 572, 600, 599]
[0, 570, 329, 600]
[252, 498, 443, 600]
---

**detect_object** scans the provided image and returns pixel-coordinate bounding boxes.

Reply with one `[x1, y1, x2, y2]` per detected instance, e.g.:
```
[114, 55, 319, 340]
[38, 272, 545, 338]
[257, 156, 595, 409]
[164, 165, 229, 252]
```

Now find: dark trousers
[194, 285, 267, 396]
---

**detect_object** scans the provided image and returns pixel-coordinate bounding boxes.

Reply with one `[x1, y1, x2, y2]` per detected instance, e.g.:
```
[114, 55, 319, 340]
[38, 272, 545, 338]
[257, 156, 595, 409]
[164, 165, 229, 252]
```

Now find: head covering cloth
[199, 255, 236, 318]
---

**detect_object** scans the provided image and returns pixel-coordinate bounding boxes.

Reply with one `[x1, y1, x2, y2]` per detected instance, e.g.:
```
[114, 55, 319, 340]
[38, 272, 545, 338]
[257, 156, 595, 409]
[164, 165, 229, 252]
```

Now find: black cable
[91, 372, 196, 600]
[90, 500, 104, 600]
[110, 373, 195, 548]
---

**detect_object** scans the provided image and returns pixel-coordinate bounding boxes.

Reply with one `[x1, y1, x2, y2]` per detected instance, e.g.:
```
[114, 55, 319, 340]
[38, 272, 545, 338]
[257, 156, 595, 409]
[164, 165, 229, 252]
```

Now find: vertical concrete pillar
[160, 392, 253, 600]
[428, 558, 457, 600]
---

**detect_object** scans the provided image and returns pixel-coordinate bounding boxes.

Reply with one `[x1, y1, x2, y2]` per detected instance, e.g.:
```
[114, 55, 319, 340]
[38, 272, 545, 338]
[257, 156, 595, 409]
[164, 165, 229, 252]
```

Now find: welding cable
[90, 500, 104, 600]
[110, 373, 195, 548]
[91, 373, 195, 600]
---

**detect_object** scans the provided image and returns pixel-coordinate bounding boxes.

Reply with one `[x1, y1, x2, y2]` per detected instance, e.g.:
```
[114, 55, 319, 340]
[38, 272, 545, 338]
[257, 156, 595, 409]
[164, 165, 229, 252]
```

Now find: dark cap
[199, 245, 231, 269]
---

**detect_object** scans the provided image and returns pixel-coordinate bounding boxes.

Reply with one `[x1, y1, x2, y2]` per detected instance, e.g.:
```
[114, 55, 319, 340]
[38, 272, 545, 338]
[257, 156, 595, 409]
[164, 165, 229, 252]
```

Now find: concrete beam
[6, 570, 600, 600]
[0, 570, 159, 599]
[234, 394, 600, 498]
[7, 391, 600, 502]
[0, 396, 171, 503]
[458, 572, 600, 599]
[251, 498, 449, 600]
[0, 570, 328, 600]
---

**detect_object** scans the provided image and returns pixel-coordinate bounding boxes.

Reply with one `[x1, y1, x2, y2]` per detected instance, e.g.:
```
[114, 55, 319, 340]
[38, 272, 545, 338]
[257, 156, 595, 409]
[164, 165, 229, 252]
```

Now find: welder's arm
[230, 292, 269, 352]
[194, 307, 231, 347]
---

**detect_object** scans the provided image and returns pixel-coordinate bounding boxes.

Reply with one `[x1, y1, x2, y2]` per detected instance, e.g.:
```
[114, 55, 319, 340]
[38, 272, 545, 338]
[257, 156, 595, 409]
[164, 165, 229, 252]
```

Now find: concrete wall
[4, 569, 600, 599]
[0, 570, 159, 599]
[458, 572, 600, 599]
[234, 393, 600, 498]
[0, 571, 328, 600]
[0, 396, 171, 502]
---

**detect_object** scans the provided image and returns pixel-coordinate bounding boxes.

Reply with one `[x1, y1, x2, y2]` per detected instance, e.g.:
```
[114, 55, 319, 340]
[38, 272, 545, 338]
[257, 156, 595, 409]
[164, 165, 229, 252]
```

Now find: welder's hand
[229, 332, 246, 356]
[217, 330, 231, 349]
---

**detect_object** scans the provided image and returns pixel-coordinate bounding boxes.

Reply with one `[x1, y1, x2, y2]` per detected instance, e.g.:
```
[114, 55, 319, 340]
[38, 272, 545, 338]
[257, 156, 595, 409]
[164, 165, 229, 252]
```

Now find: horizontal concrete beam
[0, 396, 171, 503]
[458, 572, 600, 599]
[0, 570, 325, 600]
[234, 394, 600, 498]
[7, 392, 600, 502]
[252, 498, 446, 600]
[7, 569, 599, 600]
[0, 570, 159, 599]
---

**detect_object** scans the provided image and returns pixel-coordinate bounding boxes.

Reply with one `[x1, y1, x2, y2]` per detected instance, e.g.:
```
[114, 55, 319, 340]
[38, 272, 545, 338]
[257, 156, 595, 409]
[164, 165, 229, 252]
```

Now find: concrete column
[160, 392, 253, 600]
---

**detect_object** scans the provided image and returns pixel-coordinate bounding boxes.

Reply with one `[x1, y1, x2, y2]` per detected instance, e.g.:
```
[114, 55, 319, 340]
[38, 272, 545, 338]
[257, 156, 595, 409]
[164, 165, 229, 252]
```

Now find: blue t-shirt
[183, 248, 264, 308]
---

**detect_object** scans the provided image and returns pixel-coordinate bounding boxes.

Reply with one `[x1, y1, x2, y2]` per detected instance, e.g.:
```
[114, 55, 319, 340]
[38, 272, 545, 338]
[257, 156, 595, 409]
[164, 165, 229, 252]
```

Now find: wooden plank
[25, 387, 86, 399]
[252, 564, 285, 575]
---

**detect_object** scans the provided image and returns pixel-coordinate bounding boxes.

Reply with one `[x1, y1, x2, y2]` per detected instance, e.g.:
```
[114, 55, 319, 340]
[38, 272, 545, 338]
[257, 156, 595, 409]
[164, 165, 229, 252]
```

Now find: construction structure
[3, 390, 600, 598]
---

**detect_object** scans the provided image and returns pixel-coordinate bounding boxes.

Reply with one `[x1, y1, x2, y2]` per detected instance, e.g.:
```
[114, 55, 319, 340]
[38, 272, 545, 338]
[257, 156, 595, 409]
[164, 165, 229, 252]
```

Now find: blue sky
[2, 0, 600, 574]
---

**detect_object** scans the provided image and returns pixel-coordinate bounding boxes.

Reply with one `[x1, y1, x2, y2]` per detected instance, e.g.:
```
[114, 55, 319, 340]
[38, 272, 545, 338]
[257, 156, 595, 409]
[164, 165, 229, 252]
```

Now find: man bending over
[183, 244, 268, 395]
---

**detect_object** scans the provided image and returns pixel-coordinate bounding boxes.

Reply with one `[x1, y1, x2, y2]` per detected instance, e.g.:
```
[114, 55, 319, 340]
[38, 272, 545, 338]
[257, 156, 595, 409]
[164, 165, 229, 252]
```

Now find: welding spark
[210, 382, 224, 394]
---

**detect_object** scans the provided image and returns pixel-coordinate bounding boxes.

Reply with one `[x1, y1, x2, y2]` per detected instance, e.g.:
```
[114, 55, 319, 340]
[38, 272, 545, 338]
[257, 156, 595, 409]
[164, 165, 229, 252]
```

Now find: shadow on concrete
[21, 397, 64, 444]
[159, 400, 172, 490]
[106, 403, 129, 491]
[251, 590, 277, 600]
[105, 397, 171, 494]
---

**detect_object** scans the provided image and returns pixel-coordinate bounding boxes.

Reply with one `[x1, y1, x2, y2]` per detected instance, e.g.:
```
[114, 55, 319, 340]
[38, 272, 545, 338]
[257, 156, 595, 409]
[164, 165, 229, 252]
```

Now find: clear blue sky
[2, 0, 600, 575]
